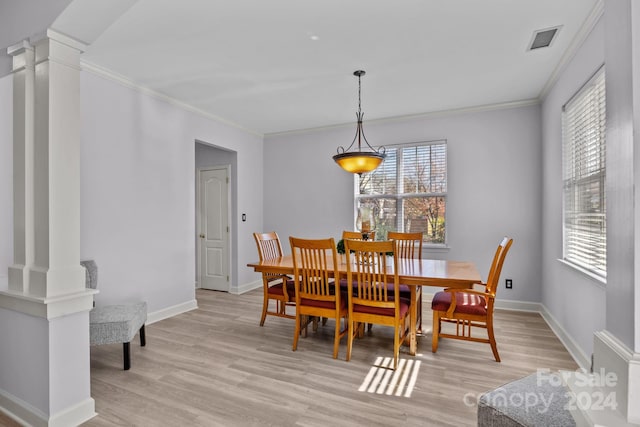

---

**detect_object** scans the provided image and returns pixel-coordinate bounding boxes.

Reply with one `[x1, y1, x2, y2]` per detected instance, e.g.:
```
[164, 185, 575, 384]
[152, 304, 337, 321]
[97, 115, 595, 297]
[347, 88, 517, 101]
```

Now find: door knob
[199, 234, 205, 238]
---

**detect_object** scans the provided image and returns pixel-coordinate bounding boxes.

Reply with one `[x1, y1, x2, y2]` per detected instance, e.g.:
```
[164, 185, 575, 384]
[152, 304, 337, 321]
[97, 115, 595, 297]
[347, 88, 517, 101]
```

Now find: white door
[199, 168, 230, 291]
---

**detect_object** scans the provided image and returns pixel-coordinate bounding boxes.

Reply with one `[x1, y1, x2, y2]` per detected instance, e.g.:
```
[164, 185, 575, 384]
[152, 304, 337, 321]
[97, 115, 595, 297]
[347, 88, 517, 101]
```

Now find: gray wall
[540, 15, 606, 362]
[264, 103, 542, 303]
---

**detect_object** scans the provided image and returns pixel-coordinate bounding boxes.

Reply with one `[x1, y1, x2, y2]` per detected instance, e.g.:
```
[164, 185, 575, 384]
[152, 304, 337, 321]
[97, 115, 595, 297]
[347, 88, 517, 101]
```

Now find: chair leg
[487, 317, 501, 362]
[417, 286, 423, 333]
[123, 342, 130, 370]
[432, 311, 440, 353]
[260, 293, 269, 326]
[293, 313, 301, 351]
[332, 316, 341, 359]
[393, 325, 400, 370]
[139, 324, 146, 347]
[346, 319, 354, 361]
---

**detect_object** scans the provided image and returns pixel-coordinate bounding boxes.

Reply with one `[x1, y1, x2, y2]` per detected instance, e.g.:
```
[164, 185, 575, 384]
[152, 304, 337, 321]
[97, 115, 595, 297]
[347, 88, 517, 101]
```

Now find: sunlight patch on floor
[358, 356, 421, 397]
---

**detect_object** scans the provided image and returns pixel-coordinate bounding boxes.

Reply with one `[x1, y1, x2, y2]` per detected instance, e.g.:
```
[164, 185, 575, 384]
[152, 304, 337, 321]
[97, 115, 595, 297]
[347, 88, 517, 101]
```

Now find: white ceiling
[6, 0, 601, 135]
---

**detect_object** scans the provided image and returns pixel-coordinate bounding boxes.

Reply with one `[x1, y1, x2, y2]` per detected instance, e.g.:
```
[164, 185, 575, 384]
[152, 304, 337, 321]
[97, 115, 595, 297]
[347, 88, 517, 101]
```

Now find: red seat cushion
[353, 297, 410, 318]
[431, 291, 487, 316]
[300, 296, 347, 310]
[267, 279, 296, 301]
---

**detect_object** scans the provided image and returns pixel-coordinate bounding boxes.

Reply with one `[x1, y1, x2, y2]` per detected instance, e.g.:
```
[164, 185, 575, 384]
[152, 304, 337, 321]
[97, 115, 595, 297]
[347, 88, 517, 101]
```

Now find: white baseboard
[232, 280, 262, 295]
[539, 304, 590, 370]
[147, 299, 198, 325]
[0, 389, 95, 427]
[593, 330, 640, 425]
[50, 398, 96, 427]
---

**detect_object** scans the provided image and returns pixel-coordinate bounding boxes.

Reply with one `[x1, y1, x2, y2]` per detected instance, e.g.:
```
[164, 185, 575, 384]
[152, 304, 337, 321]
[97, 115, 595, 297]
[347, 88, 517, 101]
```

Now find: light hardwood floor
[1, 289, 578, 426]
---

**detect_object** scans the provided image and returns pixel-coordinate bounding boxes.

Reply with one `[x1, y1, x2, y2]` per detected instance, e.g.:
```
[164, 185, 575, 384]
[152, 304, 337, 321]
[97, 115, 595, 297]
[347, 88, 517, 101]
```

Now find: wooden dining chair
[289, 237, 348, 359]
[253, 232, 296, 326]
[342, 230, 376, 241]
[387, 231, 424, 332]
[345, 239, 411, 370]
[431, 236, 513, 362]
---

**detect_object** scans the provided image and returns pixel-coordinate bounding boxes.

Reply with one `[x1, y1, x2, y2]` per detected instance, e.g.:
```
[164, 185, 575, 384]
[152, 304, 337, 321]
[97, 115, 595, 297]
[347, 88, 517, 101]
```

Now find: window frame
[561, 66, 606, 280]
[354, 139, 448, 247]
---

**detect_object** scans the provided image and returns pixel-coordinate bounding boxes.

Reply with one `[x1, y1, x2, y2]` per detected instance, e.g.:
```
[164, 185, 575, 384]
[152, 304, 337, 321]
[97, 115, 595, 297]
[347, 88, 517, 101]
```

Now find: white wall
[77, 70, 263, 309]
[264, 104, 542, 303]
[540, 16, 606, 362]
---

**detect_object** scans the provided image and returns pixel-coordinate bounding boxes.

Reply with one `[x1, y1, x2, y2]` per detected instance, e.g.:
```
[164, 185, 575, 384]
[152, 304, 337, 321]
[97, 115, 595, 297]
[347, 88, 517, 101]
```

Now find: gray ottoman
[90, 302, 147, 370]
[478, 372, 577, 427]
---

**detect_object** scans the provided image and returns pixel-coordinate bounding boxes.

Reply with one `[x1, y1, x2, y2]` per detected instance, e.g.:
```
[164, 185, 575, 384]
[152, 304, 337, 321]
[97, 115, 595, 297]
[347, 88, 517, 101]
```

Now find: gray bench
[81, 260, 147, 370]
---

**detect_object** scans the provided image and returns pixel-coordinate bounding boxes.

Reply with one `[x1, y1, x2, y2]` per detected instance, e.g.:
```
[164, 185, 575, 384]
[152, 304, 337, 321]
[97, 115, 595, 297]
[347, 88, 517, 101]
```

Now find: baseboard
[0, 389, 95, 427]
[593, 330, 640, 424]
[539, 305, 590, 370]
[147, 299, 198, 325]
[232, 280, 261, 295]
[49, 398, 96, 427]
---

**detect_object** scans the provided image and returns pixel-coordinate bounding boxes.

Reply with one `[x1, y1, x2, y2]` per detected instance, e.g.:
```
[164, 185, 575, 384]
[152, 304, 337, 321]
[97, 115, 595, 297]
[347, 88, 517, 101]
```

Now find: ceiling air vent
[528, 26, 561, 50]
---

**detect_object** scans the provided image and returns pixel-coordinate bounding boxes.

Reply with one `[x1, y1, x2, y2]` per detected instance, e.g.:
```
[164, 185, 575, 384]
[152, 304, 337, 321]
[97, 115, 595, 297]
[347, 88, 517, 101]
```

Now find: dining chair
[387, 231, 424, 333]
[431, 236, 513, 362]
[342, 230, 376, 241]
[344, 239, 411, 370]
[289, 236, 348, 359]
[253, 232, 296, 326]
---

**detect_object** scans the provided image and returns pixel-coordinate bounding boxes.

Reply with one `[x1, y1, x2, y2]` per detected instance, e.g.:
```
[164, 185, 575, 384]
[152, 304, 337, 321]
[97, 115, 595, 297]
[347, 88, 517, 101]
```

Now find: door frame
[196, 165, 232, 290]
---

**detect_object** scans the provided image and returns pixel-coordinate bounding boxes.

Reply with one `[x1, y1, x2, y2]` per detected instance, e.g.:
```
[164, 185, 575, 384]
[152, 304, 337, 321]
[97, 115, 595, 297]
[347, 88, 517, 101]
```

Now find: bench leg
[139, 324, 146, 347]
[123, 342, 130, 370]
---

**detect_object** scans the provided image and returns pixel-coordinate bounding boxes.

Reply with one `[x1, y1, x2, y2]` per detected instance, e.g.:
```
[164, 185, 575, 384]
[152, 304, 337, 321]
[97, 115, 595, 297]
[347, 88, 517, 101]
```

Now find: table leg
[409, 285, 417, 356]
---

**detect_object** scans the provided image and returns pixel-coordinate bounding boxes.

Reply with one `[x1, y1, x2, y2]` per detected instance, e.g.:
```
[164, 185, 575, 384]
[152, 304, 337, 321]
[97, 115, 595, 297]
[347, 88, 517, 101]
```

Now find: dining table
[247, 255, 482, 356]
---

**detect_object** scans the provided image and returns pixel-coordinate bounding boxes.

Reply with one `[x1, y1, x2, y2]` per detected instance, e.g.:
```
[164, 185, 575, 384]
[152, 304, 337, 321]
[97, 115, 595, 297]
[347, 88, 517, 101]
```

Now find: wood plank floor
[1, 288, 578, 426]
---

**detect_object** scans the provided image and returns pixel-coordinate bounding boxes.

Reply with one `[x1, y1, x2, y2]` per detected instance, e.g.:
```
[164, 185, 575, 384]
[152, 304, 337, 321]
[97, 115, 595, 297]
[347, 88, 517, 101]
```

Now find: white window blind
[562, 68, 606, 278]
[357, 141, 447, 244]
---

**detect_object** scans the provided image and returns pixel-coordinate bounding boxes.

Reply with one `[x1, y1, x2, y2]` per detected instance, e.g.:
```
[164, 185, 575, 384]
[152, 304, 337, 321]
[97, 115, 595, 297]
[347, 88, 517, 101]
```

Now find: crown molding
[266, 98, 540, 138]
[80, 60, 262, 137]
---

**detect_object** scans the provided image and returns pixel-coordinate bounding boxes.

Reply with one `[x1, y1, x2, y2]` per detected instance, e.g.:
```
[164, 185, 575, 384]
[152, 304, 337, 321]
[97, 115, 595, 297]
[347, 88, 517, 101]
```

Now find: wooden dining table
[247, 255, 481, 356]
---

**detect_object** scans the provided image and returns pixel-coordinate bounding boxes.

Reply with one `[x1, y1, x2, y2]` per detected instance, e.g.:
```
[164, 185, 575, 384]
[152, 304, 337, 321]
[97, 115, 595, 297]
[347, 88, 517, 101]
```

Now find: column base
[593, 330, 640, 425]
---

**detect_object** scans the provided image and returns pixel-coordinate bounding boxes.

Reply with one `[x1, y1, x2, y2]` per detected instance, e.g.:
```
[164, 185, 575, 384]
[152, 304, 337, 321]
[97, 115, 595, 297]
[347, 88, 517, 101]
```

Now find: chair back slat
[387, 231, 423, 259]
[342, 230, 376, 241]
[254, 231, 287, 282]
[290, 237, 338, 300]
[485, 237, 513, 295]
[254, 232, 284, 261]
[346, 239, 397, 308]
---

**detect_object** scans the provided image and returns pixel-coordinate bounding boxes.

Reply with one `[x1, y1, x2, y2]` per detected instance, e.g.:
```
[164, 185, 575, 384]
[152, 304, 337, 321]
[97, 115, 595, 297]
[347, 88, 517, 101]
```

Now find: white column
[7, 41, 34, 293]
[0, 30, 96, 426]
[590, 1, 640, 425]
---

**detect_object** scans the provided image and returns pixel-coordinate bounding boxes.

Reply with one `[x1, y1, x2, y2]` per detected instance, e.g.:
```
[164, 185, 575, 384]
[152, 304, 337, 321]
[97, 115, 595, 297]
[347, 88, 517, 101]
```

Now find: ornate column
[0, 30, 96, 426]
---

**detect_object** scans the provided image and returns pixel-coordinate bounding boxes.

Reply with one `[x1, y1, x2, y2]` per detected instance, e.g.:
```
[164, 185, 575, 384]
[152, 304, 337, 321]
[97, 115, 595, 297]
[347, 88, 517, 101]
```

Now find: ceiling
[3, 0, 601, 135]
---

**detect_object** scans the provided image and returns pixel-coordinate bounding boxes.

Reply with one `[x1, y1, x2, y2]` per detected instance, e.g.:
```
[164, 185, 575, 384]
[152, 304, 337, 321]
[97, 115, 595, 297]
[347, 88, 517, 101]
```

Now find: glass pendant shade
[333, 151, 385, 174]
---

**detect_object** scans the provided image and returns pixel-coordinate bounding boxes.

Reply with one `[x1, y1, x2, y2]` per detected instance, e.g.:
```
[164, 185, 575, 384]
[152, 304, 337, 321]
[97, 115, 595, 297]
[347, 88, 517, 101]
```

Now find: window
[356, 140, 447, 245]
[562, 68, 606, 278]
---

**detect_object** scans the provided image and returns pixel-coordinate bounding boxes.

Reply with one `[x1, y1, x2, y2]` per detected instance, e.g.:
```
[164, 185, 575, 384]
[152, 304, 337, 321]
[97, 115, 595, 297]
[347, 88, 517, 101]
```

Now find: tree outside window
[356, 141, 447, 245]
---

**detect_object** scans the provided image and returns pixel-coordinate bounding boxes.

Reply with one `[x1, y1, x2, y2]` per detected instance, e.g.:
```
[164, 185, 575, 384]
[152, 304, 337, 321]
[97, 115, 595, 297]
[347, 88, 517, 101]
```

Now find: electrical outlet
[505, 279, 513, 289]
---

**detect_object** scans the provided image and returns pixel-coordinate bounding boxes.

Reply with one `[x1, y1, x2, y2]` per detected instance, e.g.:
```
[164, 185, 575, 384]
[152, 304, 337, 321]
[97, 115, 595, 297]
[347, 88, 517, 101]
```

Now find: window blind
[562, 68, 606, 277]
[357, 141, 447, 244]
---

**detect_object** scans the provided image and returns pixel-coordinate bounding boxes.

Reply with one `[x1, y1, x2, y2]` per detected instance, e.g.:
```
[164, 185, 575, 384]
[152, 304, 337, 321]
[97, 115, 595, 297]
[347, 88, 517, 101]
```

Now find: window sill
[557, 259, 606, 288]
[424, 245, 450, 253]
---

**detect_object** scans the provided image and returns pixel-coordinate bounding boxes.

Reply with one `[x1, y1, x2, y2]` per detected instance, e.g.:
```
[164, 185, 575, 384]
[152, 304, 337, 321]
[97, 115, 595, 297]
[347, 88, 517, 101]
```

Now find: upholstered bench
[477, 372, 577, 426]
[81, 260, 147, 370]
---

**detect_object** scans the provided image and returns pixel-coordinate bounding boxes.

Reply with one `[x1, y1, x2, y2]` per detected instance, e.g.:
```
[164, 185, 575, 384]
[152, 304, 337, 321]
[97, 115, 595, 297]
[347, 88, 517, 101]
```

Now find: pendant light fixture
[333, 70, 386, 175]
